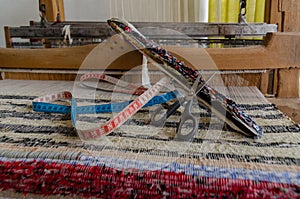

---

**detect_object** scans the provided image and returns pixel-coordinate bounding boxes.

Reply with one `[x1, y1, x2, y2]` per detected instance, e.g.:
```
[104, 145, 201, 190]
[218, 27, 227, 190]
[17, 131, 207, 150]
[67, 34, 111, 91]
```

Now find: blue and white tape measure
[32, 74, 177, 139]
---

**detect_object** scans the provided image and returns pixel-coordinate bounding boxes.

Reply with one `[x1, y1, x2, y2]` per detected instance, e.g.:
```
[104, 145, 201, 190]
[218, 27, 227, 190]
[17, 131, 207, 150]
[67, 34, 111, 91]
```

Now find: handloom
[0, 80, 299, 198]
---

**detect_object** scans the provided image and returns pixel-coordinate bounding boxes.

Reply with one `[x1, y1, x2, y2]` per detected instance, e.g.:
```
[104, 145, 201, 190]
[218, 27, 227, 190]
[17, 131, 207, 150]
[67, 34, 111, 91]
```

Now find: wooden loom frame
[0, 32, 299, 98]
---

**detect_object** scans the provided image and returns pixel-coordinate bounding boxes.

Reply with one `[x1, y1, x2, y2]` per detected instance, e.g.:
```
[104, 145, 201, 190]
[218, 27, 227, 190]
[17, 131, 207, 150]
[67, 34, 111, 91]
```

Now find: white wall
[64, 0, 110, 21]
[0, 0, 39, 47]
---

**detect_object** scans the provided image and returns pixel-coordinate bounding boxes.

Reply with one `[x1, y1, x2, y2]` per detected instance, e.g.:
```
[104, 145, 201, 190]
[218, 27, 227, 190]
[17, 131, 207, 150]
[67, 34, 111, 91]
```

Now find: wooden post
[4, 26, 11, 48]
[277, 68, 300, 97]
[281, 0, 300, 32]
[264, 0, 300, 97]
[266, 0, 300, 32]
[39, 0, 65, 22]
[264, 0, 271, 23]
[38, 0, 65, 48]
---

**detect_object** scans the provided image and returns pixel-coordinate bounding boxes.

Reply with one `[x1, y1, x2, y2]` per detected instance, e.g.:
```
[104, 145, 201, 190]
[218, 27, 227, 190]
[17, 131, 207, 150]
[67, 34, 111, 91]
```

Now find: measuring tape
[80, 73, 148, 95]
[33, 74, 176, 140]
[76, 76, 170, 139]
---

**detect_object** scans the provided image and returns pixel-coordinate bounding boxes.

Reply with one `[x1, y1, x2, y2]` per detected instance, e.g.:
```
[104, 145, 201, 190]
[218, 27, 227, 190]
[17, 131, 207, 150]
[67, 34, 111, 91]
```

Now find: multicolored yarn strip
[1, 160, 299, 198]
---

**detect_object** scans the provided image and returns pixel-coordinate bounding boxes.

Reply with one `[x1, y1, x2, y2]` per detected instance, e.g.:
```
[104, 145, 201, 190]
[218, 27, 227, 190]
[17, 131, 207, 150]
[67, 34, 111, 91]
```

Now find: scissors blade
[151, 73, 216, 130]
[174, 97, 199, 142]
[191, 74, 202, 94]
[174, 72, 217, 141]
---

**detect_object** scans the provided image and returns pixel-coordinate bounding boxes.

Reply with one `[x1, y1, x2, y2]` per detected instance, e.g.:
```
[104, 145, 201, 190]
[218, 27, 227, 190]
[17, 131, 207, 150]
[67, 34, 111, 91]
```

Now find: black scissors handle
[151, 98, 183, 127]
[174, 98, 199, 142]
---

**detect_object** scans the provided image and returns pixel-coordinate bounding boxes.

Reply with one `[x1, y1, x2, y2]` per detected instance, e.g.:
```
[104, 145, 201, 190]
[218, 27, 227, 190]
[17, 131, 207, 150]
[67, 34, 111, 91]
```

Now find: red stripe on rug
[0, 160, 299, 198]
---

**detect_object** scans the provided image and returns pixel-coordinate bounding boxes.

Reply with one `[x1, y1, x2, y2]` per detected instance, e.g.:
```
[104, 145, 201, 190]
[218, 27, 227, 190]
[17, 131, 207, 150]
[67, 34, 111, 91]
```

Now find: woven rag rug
[0, 80, 299, 198]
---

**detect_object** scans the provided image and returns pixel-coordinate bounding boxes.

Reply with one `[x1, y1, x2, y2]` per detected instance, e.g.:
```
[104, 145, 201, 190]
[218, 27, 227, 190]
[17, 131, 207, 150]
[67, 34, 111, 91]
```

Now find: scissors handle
[151, 98, 182, 127]
[174, 98, 198, 142]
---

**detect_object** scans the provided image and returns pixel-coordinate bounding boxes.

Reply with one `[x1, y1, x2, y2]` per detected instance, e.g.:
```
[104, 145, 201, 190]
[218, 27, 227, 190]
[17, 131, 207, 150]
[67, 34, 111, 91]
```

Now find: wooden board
[277, 68, 300, 98]
[0, 32, 299, 71]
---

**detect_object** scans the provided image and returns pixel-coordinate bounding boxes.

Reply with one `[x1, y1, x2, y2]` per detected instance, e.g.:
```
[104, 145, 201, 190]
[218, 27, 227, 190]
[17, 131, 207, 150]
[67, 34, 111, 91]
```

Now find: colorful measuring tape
[32, 74, 177, 139]
[80, 73, 148, 95]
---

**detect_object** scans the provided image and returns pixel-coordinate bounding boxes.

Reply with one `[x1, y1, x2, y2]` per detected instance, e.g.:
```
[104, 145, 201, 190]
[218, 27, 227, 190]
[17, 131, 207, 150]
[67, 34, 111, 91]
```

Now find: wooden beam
[7, 22, 277, 39]
[167, 32, 300, 71]
[0, 32, 299, 71]
[0, 32, 299, 70]
[0, 32, 299, 97]
[0, 44, 96, 70]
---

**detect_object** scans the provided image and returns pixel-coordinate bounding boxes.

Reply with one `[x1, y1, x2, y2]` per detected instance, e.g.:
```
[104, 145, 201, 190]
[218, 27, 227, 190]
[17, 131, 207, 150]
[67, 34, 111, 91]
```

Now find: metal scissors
[151, 73, 216, 141]
[151, 75, 201, 141]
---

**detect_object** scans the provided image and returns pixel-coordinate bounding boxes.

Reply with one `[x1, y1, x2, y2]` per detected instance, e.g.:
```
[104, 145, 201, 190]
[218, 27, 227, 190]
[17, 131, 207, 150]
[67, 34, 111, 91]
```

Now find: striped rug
[0, 80, 299, 198]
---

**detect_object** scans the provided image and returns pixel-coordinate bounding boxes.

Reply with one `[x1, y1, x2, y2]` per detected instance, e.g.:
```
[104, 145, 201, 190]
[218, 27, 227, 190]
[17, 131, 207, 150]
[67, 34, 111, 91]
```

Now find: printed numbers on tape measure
[79, 77, 169, 139]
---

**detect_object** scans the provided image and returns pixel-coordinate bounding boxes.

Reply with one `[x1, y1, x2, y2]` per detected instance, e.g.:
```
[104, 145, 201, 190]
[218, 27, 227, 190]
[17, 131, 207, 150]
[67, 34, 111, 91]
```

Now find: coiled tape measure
[32, 74, 177, 139]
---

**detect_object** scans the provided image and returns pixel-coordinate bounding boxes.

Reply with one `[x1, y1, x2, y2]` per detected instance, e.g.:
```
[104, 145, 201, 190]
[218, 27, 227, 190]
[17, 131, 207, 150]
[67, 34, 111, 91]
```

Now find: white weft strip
[142, 55, 151, 88]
